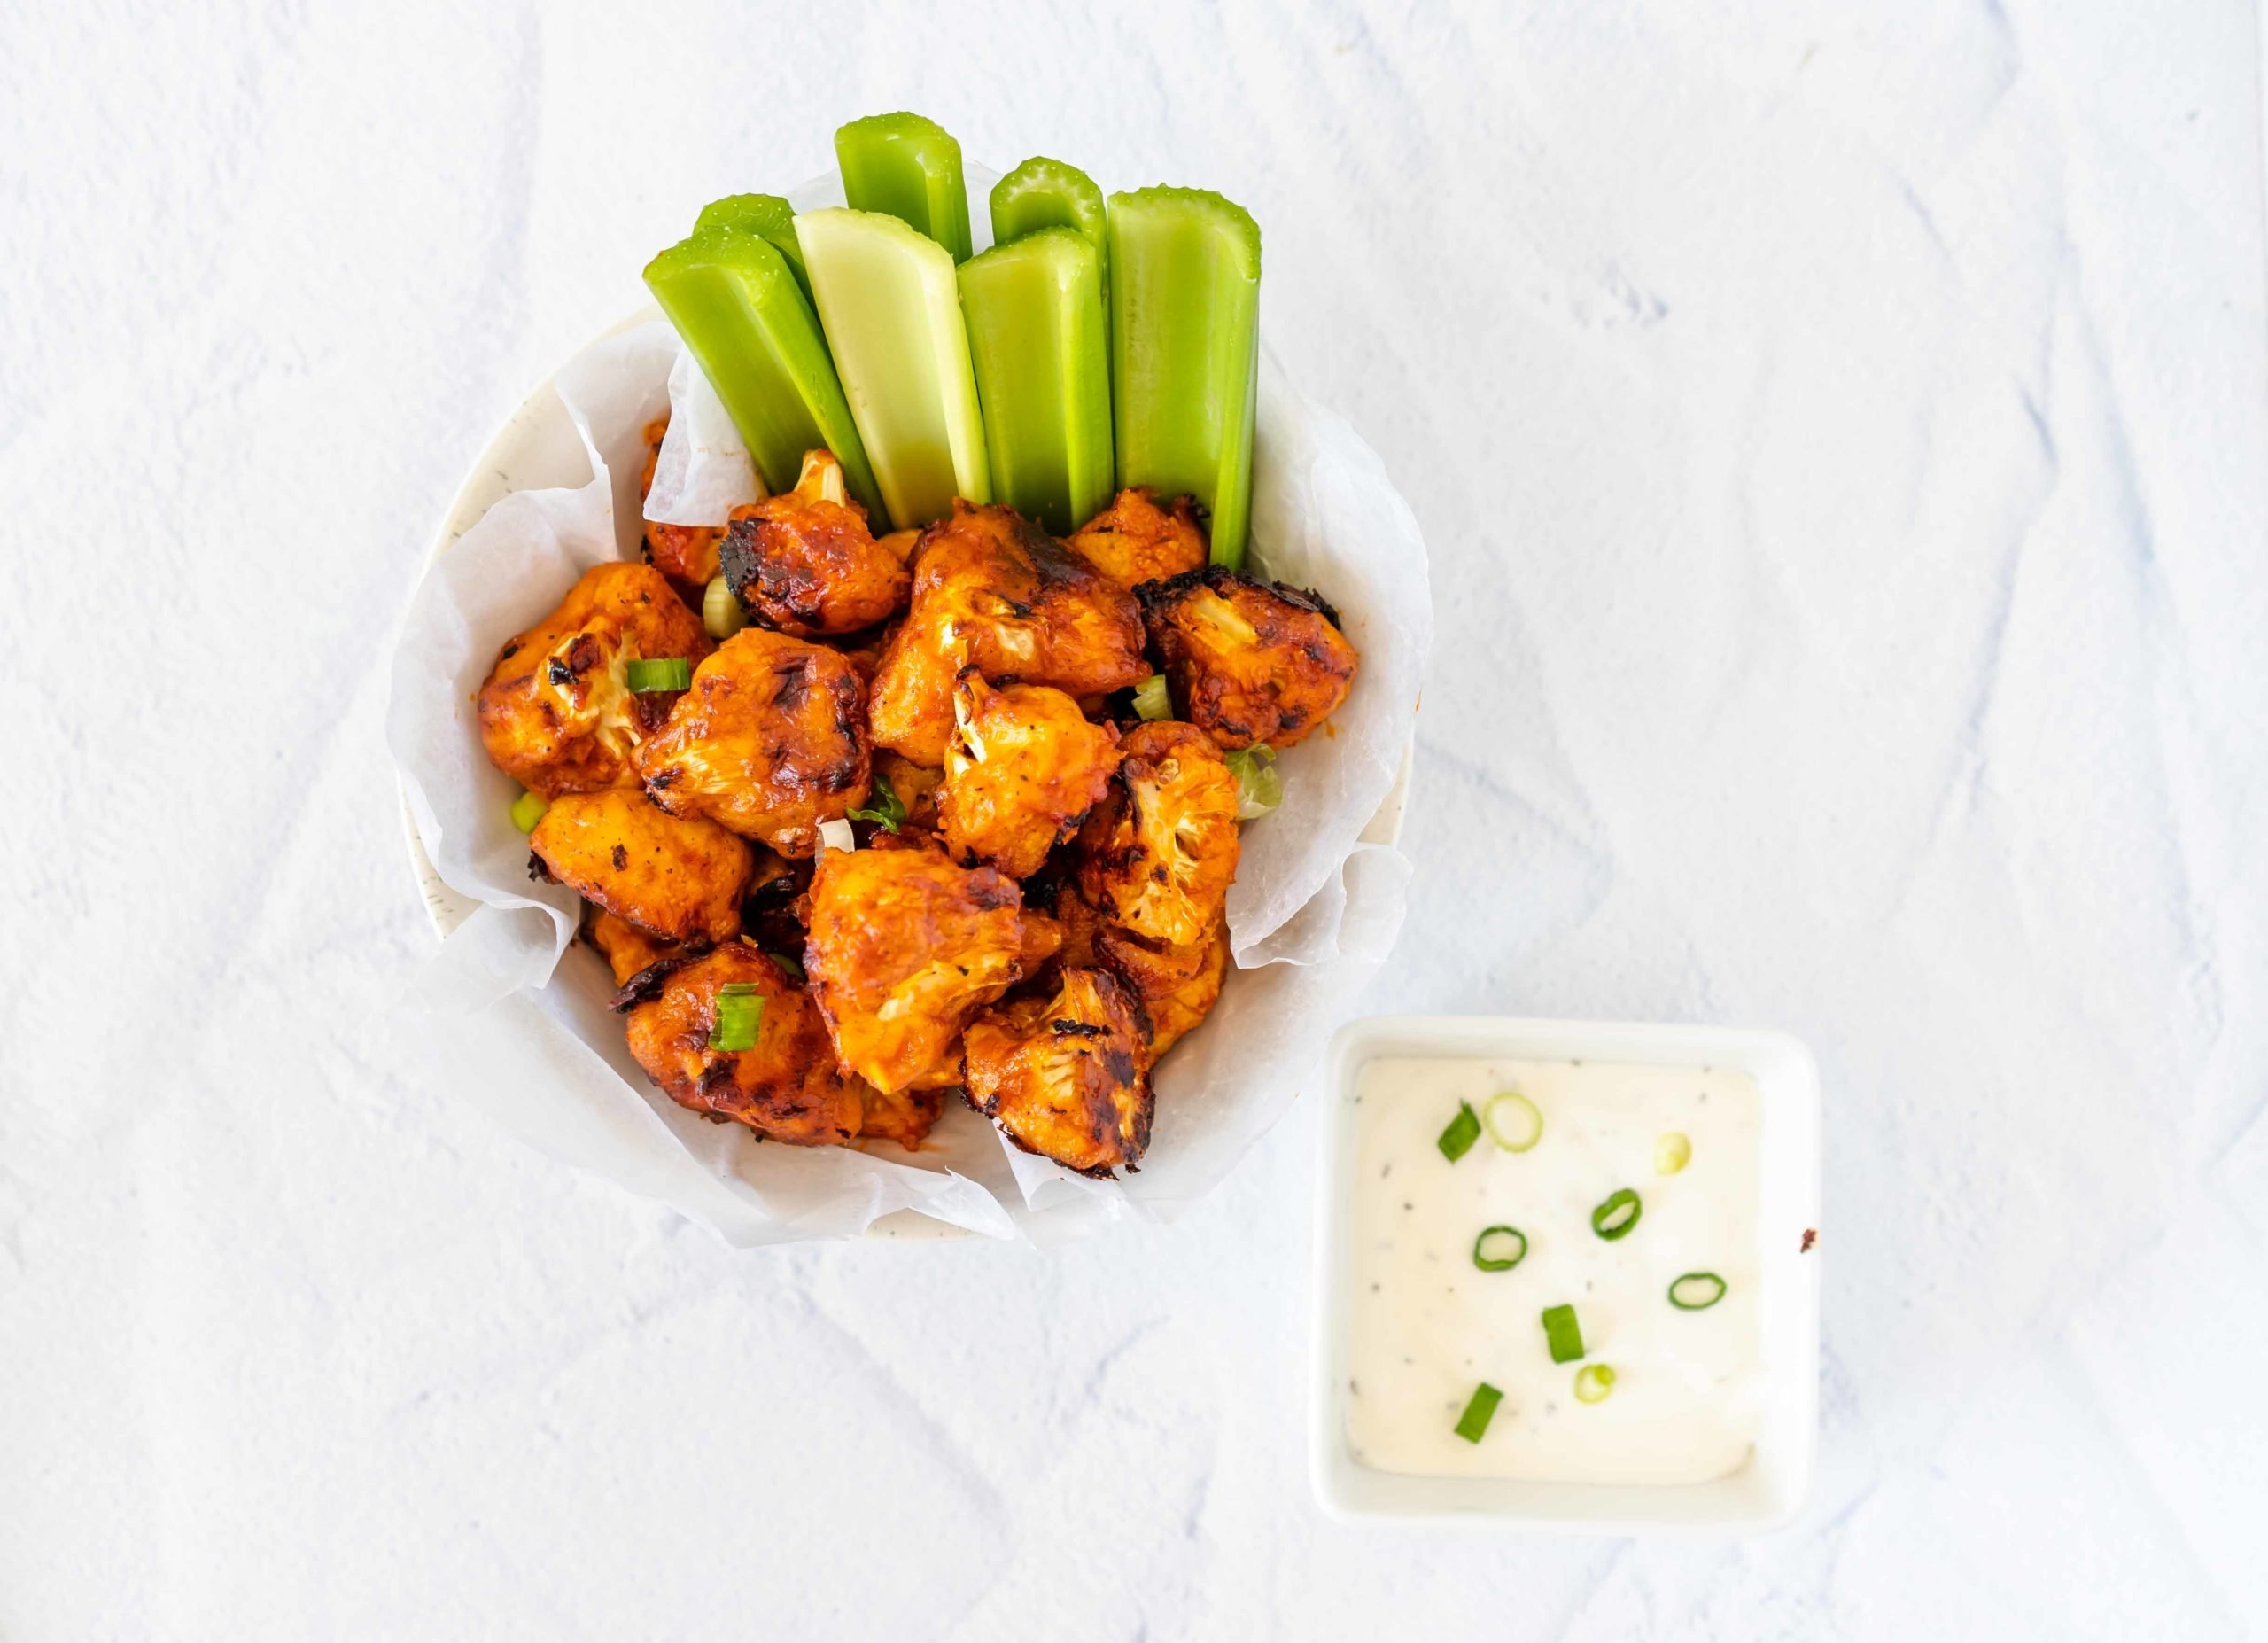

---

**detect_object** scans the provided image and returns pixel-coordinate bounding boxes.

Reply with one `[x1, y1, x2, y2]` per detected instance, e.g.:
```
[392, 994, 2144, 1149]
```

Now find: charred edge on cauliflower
[1135, 563, 1345, 630]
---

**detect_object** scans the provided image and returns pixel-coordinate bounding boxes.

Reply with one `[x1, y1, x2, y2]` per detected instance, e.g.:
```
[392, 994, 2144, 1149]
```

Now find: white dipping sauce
[1346, 1056, 1766, 1485]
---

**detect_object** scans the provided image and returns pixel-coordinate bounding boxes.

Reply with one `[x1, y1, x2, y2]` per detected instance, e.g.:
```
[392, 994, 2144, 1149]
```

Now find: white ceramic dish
[1311, 1016, 1821, 1530]
[398, 308, 1414, 1241]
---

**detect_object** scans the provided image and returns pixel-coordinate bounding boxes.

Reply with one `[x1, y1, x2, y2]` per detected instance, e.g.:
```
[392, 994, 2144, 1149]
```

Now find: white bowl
[1310, 1016, 1821, 1530]
[397, 308, 1415, 1242]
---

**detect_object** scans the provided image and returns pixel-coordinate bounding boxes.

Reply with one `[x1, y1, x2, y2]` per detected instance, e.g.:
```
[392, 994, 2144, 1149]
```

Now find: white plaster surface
[4, 2, 2264, 1637]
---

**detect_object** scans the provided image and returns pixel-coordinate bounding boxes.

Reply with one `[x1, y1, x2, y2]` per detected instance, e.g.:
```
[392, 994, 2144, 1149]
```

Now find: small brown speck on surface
[1801, 1227, 1818, 1253]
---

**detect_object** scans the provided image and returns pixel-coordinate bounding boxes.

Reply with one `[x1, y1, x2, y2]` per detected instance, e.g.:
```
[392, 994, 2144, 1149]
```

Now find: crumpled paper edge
[385, 304, 1431, 1245]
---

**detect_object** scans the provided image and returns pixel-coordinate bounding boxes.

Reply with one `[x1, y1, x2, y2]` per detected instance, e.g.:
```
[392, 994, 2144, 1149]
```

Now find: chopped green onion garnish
[991, 156, 1110, 324]
[835, 112, 973, 262]
[1224, 744, 1282, 820]
[1573, 1364, 1617, 1405]
[509, 790, 548, 833]
[959, 228, 1114, 534]
[1452, 1382, 1503, 1444]
[692, 193, 812, 305]
[702, 576, 745, 641]
[1668, 1272, 1728, 1311]
[708, 982, 764, 1053]
[1436, 1101, 1480, 1163]
[1472, 1226, 1527, 1272]
[643, 227, 885, 517]
[1590, 1187, 1643, 1241]
[796, 206, 990, 529]
[767, 952, 804, 982]
[1131, 674, 1172, 721]
[1655, 1130, 1692, 1174]
[1482, 1091, 1543, 1152]
[625, 657, 693, 693]
[846, 773, 906, 833]
[1109, 187, 1262, 568]
[1541, 1304, 1585, 1364]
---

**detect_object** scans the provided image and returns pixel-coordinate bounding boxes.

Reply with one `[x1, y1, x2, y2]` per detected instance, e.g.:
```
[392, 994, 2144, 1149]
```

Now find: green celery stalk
[990, 157, 1109, 316]
[796, 206, 990, 528]
[835, 112, 973, 262]
[691, 193, 812, 304]
[959, 228, 1113, 535]
[1108, 187, 1262, 568]
[642, 227, 886, 520]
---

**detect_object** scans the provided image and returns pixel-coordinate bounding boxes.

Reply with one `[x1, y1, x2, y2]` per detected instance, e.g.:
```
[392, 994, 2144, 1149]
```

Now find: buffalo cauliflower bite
[624, 945, 863, 1145]
[938, 670, 1122, 878]
[1139, 565, 1359, 751]
[803, 842, 1039, 1094]
[639, 416, 729, 588]
[718, 449, 911, 636]
[867, 502, 1150, 766]
[635, 627, 871, 858]
[477, 562, 712, 797]
[1065, 487, 1208, 591]
[529, 789, 751, 946]
[1077, 721, 1242, 947]
[1130, 915, 1229, 1065]
[962, 968, 1153, 1176]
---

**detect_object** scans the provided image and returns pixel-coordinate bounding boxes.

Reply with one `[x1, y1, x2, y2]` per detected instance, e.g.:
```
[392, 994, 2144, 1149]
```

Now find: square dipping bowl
[1310, 1016, 1821, 1530]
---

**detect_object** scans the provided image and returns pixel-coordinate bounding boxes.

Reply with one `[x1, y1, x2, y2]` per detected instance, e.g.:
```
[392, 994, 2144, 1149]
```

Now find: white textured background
[5, 2, 2264, 1638]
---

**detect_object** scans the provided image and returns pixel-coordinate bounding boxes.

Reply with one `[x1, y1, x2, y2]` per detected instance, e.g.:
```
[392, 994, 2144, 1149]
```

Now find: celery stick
[692, 193, 812, 303]
[642, 228, 885, 520]
[1108, 187, 1262, 567]
[796, 206, 990, 528]
[835, 113, 972, 262]
[990, 157, 1109, 315]
[959, 229, 1112, 535]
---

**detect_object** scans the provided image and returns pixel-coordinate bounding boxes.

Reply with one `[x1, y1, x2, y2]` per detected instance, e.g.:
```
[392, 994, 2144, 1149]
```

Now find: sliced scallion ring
[1482, 1091, 1543, 1153]
[1573, 1364, 1617, 1405]
[1668, 1272, 1728, 1311]
[509, 790, 549, 833]
[1655, 1131, 1691, 1174]
[1590, 1187, 1643, 1241]
[1436, 1102, 1481, 1163]
[1472, 1226, 1527, 1272]
[708, 982, 764, 1053]
[1541, 1303, 1585, 1364]
[1452, 1382, 1503, 1444]
[625, 656, 693, 693]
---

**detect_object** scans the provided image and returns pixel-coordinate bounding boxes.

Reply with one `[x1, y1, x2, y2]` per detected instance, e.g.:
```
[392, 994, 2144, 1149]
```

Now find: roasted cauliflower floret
[1139, 565, 1359, 751]
[1077, 721, 1243, 947]
[529, 789, 751, 946]
[857, 1081, 946, 1151]
[477, 562, 712, 797]
[718, 449, 912, 636]
[868, 502, 1150, 766]
[937, 670, 1122, 878]
[804, 842, 1039, 1094]
[1131, 915, 1229, 1065]
[624, 945, 863, 1145]
[639, 416, 728, 588]
[635, 627, 871, 858]
[962, 969, 1153, 1176]
[1065, 487, 1208, 590]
